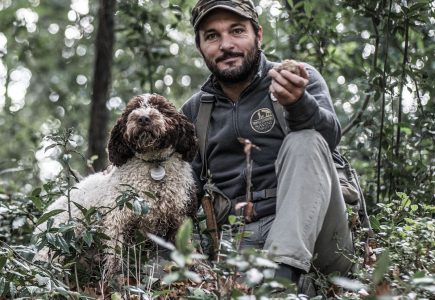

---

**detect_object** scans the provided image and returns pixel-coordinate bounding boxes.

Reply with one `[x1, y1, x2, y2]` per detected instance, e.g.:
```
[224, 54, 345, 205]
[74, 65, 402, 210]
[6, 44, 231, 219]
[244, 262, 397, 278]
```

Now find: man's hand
[268, 62, 309, 106]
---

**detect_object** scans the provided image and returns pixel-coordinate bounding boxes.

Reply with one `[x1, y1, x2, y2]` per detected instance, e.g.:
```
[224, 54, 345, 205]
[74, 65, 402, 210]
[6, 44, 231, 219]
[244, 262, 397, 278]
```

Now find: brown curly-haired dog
[34, 94, 198, 276]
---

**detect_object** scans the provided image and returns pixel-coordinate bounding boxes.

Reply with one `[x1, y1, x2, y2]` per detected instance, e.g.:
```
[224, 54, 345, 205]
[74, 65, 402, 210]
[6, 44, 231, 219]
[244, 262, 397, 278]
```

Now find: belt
[231, 188, 277, 223]
[233, 188, 277, 203]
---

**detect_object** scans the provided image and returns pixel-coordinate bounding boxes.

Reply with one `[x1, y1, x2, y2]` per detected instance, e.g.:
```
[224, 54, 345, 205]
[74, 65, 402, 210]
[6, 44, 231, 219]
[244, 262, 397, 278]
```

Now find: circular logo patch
[250, 108, 275, 133]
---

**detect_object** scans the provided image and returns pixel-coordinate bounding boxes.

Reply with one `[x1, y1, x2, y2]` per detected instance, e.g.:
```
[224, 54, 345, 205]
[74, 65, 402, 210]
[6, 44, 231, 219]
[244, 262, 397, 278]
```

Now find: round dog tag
[150, 165, 165, 180]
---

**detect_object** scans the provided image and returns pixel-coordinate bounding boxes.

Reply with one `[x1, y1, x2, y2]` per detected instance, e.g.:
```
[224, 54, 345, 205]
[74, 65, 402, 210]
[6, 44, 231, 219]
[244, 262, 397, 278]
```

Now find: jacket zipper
[232, 101, 241, 138]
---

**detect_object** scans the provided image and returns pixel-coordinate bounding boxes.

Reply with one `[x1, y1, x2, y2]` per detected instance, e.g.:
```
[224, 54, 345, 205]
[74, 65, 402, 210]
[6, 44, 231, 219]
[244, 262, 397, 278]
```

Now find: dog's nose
[138, 115, 150, 125]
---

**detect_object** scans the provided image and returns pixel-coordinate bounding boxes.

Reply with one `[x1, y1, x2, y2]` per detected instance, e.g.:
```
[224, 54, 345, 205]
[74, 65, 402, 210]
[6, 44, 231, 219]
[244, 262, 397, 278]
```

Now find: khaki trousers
[240, 129, 354, 275]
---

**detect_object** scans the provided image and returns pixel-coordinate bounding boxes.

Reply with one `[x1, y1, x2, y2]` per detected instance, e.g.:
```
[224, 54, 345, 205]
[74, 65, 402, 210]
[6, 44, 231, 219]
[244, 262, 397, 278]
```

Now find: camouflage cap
[191, 0, 259, 32]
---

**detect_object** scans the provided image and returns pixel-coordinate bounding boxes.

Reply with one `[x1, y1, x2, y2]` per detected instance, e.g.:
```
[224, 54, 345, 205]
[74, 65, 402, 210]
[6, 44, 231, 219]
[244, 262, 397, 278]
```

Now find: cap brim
[193, 4, 252, 31]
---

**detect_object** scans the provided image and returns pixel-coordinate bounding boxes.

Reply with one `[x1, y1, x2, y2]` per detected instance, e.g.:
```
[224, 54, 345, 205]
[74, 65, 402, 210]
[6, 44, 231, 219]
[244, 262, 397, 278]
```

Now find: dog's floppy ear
[108, 116, 134, 167]
[174, 114, 198, 162]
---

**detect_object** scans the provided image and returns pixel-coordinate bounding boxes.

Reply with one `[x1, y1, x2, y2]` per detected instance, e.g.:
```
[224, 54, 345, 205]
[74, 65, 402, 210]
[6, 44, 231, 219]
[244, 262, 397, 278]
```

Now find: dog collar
[135, 150, 175, 181]
[135, 148, 175, 164]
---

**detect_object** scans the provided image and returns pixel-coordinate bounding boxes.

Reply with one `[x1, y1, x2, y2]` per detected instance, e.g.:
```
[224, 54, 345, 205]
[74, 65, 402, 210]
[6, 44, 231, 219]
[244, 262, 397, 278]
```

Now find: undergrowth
[0, 131, 433, 299]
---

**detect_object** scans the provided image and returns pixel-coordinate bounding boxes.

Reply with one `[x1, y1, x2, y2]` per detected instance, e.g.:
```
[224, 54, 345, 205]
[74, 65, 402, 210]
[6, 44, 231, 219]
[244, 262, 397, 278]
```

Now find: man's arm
[268, 63, 341, 150]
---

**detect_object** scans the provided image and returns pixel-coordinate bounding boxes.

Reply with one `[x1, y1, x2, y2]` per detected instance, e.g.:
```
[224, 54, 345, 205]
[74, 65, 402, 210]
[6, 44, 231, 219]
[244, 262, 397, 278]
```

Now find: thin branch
[74, 263, 81, 293]
[377, 0, 393, 203]
[411, 73, 425, 115]
[342, 16, 380, 136]
[342, 94, 371, 135]
[395, 19, 409, 159]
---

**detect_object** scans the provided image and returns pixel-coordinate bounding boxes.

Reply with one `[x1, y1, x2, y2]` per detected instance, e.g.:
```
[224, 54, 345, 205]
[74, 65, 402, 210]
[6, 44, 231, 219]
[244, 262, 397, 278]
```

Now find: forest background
[0, 0, 433, 299]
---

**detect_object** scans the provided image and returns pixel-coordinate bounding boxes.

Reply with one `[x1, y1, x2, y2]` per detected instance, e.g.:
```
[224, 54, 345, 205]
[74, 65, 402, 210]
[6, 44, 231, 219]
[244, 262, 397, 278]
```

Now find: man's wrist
[281, 91, 306, 108]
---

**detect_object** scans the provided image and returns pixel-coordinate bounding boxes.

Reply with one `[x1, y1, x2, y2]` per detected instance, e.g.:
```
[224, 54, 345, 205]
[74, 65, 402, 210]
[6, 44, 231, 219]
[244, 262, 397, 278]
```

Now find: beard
[202, 40, 261, 84]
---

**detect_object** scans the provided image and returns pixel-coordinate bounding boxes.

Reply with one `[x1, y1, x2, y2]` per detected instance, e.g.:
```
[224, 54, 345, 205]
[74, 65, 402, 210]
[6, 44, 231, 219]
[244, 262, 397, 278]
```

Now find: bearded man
[181, 0, 354, 294]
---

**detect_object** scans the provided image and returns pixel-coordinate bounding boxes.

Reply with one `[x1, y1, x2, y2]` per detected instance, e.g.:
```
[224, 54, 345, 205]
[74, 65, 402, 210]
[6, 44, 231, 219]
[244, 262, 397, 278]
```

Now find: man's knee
[276, 129, 334, 177]
[280, 129, 330, 156]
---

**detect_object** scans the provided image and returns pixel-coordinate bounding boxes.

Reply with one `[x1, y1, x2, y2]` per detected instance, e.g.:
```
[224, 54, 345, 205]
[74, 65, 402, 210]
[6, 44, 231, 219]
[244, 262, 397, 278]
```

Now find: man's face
[197, 9, 263, 84]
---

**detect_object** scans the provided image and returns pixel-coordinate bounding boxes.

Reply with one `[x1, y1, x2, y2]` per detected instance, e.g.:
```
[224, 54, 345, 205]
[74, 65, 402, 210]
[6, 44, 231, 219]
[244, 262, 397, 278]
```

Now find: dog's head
[108, 94, 198, 166]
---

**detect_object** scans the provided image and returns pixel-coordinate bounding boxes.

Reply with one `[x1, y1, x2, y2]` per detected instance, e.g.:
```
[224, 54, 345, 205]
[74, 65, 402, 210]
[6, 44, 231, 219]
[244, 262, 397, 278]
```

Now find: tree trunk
[88, 0, 116, 171]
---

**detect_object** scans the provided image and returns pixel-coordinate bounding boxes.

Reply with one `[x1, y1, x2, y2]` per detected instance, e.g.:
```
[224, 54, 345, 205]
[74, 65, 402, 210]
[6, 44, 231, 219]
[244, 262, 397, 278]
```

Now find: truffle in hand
[274, 59, 301, 76]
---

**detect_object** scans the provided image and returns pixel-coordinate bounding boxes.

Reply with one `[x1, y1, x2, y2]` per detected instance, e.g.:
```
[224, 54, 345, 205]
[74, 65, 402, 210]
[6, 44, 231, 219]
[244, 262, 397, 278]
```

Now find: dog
[33, 93, 198, 276]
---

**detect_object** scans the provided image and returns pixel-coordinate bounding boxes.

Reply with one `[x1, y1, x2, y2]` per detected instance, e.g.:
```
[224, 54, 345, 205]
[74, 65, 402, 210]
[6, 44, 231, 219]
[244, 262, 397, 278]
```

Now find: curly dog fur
[33, 94, 198, 275]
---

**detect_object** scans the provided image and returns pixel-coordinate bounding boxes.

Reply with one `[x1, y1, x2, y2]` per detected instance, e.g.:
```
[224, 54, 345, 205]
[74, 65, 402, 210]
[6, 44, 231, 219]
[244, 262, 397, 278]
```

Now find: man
[181, 0, 354, 290]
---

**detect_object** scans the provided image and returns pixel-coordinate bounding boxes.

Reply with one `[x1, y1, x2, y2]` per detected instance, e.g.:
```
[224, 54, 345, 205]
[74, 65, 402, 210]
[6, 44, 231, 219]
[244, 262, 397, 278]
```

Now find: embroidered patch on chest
[250, 108, 276, 133]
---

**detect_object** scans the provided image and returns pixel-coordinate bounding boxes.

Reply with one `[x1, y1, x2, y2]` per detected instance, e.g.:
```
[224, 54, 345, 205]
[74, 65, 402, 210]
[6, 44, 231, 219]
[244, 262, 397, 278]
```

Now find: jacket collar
[200, 52, 271, 98]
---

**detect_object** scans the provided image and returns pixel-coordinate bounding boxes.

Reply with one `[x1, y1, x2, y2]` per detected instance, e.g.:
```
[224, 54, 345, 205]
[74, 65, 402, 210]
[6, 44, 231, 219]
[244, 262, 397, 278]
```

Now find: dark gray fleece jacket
[181, 53, 341, 218]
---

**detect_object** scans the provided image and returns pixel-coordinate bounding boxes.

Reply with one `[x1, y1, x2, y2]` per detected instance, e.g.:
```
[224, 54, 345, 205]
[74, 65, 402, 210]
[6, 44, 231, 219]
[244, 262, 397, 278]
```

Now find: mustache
[216, 51, 244, 63]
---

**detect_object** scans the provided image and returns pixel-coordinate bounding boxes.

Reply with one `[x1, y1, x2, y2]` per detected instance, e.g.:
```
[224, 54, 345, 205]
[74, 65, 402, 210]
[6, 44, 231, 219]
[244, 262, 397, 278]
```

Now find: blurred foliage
[0, 0, 432, 203]
[0, 0, 433, 297]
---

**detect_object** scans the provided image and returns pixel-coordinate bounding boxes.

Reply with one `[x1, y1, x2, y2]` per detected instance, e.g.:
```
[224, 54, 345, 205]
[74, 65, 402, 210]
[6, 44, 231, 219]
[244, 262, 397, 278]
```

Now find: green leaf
[231, 289, 244, 298]
[85, 207, 98, 220]
[303, 2, 312, 17]
[83, 231, 93, 247]
[58, 223, 76, 233]
[73, 201, 87, 216]
[409, 2, 428, 12]
[163, 272, 180, 285]
[0, 256, 7, 270]
[36, 209, 65, 226]
[373, 250, 390, 285]
[170, 250, 185, 268]
[370, 215, 381, 231]
[147, 233, 175, 251]
[54, 286, 71, 297]
[176, 218, 193, 255]
[29, 196, 43, 211]
[413, 271, 426, 278]
[11, 258, 30, 272]
[26, 286, 39, 295]
[330, 276, 367, 291]
[184, 270, 201, 283]
[0, 277, 5, 296]
[400, 127, 412, 135]
[56, 235, 71, 253]
[132, 199, 142, 215]
[190, 288, 209, 298]
[111, 292, 122, 300]
[228, 215, 237, 225]
[141, 202, 149, 214]
[126, 286, 146, 294]
[35, 274, 50, 286]
[143, 190, 156, 199]
[9, 282, 16, 298]
[32, 187, 42, 196]
[46, 233, 56, 245]
[404, 218, 415, 224]
[47, 218, 54, 230]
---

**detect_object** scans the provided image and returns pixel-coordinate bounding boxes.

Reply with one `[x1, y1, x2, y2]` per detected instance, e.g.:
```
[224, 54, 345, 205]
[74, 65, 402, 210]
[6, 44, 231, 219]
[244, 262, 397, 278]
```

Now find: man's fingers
[269, 67, 308, 88]
[270, 80, 296, 102]
[298, 64, 309, 80]
[268, 64, 308, 105]
[269, 69, 299, 92]
[280, 70, 308, 87]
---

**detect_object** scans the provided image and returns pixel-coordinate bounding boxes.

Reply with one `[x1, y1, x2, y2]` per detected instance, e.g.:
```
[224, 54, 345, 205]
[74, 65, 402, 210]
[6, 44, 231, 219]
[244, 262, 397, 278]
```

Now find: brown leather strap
[200, 193, 220, 260]
[196, 94, 215, 180]
[272, 98, 290, 135]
